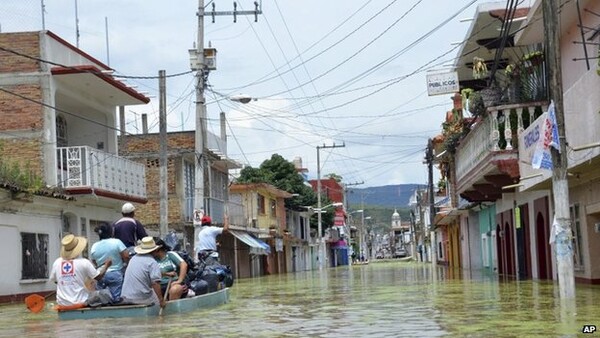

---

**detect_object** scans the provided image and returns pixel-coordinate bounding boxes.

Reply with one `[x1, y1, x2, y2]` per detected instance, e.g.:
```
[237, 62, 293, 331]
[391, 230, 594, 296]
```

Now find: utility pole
[316, 142, 345, 269]
[542, 0, 575, 300]
[159, 70, 168, 236]
[191, 0, 261, 242]
[427, 139, 437, 265]
[343, 181, 363, 211]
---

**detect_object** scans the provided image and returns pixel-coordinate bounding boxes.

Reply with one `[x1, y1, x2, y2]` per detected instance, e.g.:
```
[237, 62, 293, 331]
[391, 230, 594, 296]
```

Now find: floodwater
[3, 261, 600, 337]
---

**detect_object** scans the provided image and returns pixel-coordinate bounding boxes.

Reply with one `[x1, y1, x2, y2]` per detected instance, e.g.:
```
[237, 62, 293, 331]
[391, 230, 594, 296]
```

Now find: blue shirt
[90, 238, 127, 272]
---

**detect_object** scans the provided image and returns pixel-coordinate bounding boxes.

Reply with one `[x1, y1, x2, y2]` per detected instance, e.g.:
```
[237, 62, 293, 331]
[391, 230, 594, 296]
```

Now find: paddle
[25, 291, 55, 313]
[159, 279, 171, 316]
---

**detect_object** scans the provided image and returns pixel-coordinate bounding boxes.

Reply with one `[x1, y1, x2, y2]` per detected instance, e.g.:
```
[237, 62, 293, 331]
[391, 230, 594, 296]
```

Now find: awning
[230, 230, 271, 255]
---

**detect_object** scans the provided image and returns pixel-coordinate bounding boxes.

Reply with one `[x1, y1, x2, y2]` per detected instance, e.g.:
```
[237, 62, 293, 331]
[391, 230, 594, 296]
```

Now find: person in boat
[113, 202, 148, 255]
[90, 222, 130, 302]
[120, 237, 166, 308]
[195, 215, 228, 265]
[154, 238, 189, 300]
[50, 234, 112, 310]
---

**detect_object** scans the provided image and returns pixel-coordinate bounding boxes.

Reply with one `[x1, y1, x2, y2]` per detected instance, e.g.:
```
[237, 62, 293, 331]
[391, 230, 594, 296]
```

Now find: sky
[0, 0, 510, 188]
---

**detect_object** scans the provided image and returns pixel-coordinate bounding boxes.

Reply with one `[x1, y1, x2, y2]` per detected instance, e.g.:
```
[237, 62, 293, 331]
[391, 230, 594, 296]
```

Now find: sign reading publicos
[426, 71, 459, 96]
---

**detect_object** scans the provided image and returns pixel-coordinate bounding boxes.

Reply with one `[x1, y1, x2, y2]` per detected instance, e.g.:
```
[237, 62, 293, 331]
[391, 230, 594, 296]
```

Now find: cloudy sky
[0, 0, 519, 188]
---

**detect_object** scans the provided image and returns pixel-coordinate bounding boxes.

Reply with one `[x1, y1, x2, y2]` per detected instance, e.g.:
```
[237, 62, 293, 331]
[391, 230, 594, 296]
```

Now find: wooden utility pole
[542, 0, 575, 299]
[159, 70, 168, 236]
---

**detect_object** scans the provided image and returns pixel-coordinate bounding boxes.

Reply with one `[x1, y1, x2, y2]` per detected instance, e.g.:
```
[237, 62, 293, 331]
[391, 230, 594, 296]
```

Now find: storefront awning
[229, 230, 271, 255]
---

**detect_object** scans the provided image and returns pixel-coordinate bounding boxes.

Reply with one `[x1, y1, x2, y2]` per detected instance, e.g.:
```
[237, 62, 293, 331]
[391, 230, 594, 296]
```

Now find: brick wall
[0, 138, 43, 177]
[0, 32, 41, 73]
[120, 132, 196, 229]
[0, 84, 44, 131]
[119, 131, 195, 155]
[0, 32, 45, 179]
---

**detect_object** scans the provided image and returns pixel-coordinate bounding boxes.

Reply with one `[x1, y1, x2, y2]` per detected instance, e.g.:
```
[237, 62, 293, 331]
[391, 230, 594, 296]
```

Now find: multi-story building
[0, 30, 149, 300]
[229, 183, 293, 275]
[433, 0, 600, 284]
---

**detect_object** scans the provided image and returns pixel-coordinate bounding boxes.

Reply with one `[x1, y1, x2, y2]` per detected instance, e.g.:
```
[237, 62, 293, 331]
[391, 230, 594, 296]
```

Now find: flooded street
[3, 261, 600, 337]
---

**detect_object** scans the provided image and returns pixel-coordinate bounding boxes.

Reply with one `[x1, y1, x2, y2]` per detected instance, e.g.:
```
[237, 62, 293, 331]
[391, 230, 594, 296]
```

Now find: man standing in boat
[195, 215, 229, 265]
[113, 202, 148, 255]
[120, 237, 166, 308]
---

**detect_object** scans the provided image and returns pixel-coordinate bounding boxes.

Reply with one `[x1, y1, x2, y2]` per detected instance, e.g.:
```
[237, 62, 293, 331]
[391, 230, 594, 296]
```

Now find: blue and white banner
[531, 101, 560, 170]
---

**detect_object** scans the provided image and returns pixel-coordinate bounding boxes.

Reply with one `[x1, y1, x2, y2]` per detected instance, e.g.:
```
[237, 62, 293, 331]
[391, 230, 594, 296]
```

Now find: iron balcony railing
[57, 146, 146, 200]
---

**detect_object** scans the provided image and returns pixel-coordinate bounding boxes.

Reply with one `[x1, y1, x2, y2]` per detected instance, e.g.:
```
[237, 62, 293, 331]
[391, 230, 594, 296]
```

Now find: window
[56, 115, 67, 147]
[270, 200, 277, 217]
[570, 203, 584, 270]
[210, 170, 227, 201]
[21, 233, 49, 280]
[258, 195, 266, 215]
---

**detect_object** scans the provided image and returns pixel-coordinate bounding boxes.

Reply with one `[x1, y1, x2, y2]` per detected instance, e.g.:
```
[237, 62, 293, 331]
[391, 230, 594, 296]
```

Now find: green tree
[237, 154, 318, 210]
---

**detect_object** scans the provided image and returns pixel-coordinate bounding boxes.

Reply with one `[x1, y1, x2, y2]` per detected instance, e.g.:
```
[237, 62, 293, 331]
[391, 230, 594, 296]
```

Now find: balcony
[456, 101, 547, 202]
[57, 146, 146, 201]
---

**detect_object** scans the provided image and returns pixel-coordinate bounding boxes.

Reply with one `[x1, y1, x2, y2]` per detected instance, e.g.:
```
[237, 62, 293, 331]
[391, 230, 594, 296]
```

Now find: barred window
[569, 203, 584, 270]
[21, 233, 49, 280]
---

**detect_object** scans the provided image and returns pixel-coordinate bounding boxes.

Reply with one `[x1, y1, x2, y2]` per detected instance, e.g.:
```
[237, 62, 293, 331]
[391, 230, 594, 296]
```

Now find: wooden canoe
[57, 288, 229, 320]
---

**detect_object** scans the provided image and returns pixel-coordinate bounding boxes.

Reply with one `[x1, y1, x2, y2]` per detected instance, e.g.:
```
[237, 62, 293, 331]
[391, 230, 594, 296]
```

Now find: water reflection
[3, 262, 600, 337]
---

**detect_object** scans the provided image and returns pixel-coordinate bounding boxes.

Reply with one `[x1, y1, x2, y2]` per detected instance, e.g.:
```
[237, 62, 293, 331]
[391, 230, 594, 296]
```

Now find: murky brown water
[2, 261, 599, 337]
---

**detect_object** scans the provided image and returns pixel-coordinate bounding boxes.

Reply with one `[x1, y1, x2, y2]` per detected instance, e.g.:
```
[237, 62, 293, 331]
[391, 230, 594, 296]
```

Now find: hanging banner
[515, 207, 521, 229]
[531, 101, 560, 170]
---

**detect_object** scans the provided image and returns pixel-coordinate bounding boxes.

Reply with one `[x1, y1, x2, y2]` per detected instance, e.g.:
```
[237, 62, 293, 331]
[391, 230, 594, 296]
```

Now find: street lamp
[229, 94, 254, 104]
[313, 202, 343, 269]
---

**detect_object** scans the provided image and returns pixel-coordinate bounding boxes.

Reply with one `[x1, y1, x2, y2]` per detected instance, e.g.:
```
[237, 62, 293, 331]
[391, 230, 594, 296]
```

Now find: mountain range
[347, 184, 426, 209]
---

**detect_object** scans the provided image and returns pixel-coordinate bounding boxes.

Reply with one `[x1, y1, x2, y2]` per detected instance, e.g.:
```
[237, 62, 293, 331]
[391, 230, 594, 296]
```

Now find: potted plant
[461, 88, 474, 112]
[472, 57, 488, 79]
[468, 91, 486, 117]
[522, 50, 544, 68]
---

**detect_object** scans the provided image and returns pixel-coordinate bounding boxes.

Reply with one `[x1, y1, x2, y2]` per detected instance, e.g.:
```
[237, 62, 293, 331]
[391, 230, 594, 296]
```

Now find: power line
[218, 0, 377, 92]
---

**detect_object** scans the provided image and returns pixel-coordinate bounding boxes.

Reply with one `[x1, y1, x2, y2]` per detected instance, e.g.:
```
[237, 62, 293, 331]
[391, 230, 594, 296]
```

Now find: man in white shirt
[50, 234, 111, 310]
[195, 215, 228, 264]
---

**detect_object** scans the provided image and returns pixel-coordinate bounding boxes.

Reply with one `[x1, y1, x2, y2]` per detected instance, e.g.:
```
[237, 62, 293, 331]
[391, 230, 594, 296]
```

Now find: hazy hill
[347, 184, 425, 209]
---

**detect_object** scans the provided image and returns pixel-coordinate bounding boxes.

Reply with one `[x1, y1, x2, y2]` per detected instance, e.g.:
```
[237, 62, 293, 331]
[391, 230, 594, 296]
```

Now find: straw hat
[60, 234, 88, 260]
[134, 236, 162, 254]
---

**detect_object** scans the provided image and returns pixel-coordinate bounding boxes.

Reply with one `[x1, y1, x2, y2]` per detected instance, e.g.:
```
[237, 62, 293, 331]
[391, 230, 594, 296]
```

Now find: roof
[51, 65, 150, 105]
[42, 31, 150, 105]
[453, 2, 530, 88]
[0, 182, 74, 201]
